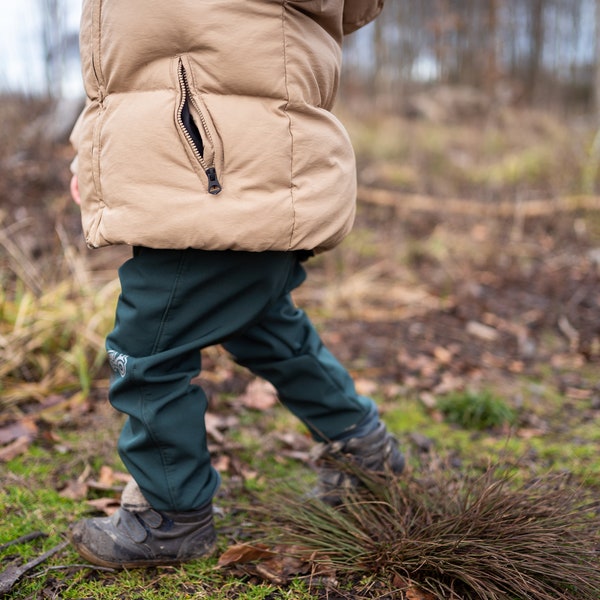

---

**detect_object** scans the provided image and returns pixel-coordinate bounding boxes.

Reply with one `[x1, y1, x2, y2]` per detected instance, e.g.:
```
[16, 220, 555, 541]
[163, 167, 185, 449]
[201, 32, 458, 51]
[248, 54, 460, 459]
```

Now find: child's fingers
[70, 174, 81, 205]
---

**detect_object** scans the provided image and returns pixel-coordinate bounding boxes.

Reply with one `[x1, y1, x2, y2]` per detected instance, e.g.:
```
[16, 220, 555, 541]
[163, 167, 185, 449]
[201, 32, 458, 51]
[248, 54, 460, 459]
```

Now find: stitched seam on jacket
[97, 0, 103, 87]
[91, 0, 105, 92]
[90, 0, 105, 210]
[281, 2, 296, 251]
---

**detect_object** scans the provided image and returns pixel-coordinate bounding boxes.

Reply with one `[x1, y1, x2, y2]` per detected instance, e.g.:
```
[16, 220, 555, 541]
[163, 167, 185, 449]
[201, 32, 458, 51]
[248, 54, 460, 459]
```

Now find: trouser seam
[140, 250, 188, 508]
[149, 250, 187, 356]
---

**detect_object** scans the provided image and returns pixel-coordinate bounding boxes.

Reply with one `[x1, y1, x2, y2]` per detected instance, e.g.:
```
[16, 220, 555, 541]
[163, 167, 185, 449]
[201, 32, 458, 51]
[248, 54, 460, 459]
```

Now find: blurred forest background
[5, 0, 598, 111]
[343, 0, 599, 114]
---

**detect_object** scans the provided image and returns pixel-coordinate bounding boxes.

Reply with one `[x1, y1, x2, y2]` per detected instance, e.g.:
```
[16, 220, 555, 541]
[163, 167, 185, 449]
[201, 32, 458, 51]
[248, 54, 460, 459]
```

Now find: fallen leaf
[354, 378, 378, 396]
[212, 453, 231, 473]
[255, 553, 310, 585]
[392, 573, 409, 589]
[466, 320, 499, 341]
[481, 351, 505, 368]
[39, 394, 68, 409]
[272, 431, 311, 450]
[240, 466, 259, 481]
[0, 417, 38, 445]
[406, 584, 437, 600]
[565, 387, 592, 400]
[0, 436, 32, 462]
[516, 427, 548, 439]
[238, 379, 278, 410]
[383, 383, 404, 398]
[112, 470, 133, 484]
[433, 345, 453, 364]
[99, 465, 117, 486]
[218, 543, 335, 586]
[432, 372, 463, 395]
[217, 543, 275, 567]
[59, 479, 88, 501]
[419, 392, 437, 409]
[86, 497, 122, 516]
[86, 467, 131, 491]
[280, 449, 311, 463]
[205, 412, 239, 444]
[550, 353, 584, 369]
[508, 360, 524, 373]
[205, 414, 224, 444]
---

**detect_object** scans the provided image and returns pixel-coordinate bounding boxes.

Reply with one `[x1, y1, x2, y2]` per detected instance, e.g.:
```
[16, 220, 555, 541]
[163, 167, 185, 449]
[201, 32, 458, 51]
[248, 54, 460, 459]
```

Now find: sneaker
[69, 480, 216, 568]
[313, 421, 405, 505]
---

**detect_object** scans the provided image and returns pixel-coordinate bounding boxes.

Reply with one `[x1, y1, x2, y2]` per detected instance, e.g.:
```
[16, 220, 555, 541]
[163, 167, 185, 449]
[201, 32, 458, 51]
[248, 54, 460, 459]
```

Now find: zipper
[177, 62, 222, 195]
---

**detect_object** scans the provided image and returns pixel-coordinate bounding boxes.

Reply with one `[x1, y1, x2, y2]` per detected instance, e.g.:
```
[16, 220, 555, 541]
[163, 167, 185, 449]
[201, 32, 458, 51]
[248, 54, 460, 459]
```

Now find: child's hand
[70, 174, 81, 205]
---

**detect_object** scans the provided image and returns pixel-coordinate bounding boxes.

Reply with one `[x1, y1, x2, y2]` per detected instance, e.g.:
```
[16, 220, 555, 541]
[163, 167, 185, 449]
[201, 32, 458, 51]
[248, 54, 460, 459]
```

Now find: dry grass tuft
[0, 228, 118, 407]
[261, 462, 600, 599]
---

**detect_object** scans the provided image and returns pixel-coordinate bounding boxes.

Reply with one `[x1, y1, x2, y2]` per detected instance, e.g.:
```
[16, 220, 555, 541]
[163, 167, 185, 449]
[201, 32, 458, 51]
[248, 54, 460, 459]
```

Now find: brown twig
[358, 186, 600, 217]
[0, 540, 68, 595]
[0, 531, 47, 552]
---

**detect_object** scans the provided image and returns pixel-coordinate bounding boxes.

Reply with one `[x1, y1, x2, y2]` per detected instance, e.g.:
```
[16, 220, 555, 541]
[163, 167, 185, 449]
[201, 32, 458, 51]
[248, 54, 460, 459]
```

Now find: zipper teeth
[177, 63, 212, 171]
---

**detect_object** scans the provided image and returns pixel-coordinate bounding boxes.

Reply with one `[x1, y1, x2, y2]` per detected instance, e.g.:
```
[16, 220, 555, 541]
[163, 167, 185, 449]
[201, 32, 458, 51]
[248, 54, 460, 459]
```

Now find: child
[69, 0, 403, 568]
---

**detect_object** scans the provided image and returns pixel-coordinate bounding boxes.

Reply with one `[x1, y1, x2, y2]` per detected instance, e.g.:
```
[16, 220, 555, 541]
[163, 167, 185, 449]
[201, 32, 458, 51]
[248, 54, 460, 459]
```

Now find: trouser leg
[106, 247, 300, 511]
[223, 293, 378, 443]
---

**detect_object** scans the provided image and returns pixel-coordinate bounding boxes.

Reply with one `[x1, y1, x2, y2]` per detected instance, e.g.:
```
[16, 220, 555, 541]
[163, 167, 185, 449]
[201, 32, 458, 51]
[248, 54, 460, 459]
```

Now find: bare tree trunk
[526, 0, 544, 102]
[485, 0, 499, 98]
[339, 0, 596, 115]
[595, 0, 600, 120]
[372, 16, 386, 108]
[40, 0, 66, 98]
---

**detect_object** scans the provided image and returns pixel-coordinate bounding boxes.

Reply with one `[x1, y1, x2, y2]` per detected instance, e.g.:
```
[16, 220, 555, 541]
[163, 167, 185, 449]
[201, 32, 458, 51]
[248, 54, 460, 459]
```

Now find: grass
[344, 108, 583, 198]
[0, 415, 322, 599]
[2, 393, 599, 598]
[436, 389, 516, 430]
[381, 387, 600, 490]
[0, 257, 118, 408]
[258, 465, 600, 599]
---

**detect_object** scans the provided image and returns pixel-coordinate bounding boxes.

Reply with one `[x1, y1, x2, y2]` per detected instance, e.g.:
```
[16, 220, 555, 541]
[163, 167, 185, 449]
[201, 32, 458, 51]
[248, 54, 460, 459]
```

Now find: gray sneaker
[313, 421, 405, 505]
[69, 480, 216, 568]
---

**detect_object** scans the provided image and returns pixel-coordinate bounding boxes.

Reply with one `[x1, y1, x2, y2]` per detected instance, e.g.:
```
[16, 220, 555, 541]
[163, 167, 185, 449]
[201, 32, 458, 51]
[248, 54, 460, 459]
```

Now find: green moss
[437, 390, 516, 430]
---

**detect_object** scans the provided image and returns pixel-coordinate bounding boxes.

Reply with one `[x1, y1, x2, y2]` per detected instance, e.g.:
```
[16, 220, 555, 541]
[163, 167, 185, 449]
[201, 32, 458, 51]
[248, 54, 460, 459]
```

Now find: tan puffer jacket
[71, 0, 385, 252]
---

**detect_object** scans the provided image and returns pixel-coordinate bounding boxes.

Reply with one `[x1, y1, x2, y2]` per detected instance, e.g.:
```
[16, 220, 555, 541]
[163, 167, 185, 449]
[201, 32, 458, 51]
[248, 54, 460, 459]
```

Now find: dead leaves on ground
[58, 465, 132, 513]
[217, 542, 336, 588]
[393, 576, 437, 600]
[236, 379, 278, 410]
[0, 391, 92, 461]
[0, 375, 312, 522]
[0, 416, 38, 461]
[216, 543, 436, 599]
[0, 377, 302, 463]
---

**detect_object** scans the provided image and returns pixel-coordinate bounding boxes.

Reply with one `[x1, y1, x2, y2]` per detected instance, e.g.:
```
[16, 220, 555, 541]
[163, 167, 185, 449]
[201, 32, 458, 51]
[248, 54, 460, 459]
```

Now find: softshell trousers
[106, 247, 377, 511]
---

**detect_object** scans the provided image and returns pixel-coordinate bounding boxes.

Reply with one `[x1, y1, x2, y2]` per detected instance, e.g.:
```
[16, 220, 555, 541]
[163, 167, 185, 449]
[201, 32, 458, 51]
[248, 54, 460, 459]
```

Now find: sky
[0, 0, 83, 97]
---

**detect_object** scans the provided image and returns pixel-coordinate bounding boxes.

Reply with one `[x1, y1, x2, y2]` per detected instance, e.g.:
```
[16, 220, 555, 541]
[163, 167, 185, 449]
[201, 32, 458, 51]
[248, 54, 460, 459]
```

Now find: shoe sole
[71, 538, 217, 569]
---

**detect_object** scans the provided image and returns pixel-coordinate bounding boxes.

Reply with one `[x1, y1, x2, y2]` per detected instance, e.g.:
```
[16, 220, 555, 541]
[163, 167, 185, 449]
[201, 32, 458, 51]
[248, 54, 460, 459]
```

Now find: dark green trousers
[106, 248, 376, 511]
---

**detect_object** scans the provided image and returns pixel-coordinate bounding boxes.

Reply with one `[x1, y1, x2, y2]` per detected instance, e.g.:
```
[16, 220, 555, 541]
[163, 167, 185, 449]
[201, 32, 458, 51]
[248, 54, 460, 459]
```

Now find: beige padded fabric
[71, 0, 385, 252]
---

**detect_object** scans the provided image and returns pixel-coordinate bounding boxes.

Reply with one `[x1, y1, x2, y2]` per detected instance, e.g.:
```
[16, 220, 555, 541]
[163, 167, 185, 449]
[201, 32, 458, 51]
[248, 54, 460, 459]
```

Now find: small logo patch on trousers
[107, 350, 128, 377]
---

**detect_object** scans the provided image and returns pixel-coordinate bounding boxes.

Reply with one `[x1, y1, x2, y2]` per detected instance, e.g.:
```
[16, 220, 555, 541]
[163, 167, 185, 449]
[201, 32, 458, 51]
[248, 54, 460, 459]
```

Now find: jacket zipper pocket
[177, 61, 222, 195]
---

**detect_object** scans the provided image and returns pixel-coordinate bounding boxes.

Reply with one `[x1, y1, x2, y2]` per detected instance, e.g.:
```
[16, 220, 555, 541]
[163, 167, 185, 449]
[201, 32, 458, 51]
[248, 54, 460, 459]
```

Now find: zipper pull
[206, 167, 222, 195]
